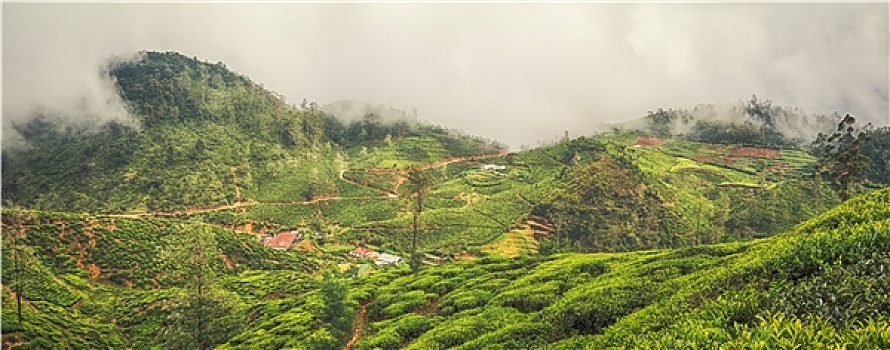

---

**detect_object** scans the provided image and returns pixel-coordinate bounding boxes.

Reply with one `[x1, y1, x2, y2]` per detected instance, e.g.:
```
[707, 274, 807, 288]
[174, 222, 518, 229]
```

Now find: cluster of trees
[156, 223, 240, 350]
[811, 114, 889, 200]
[405, 167, 436, 272]
[533, 138, 687, 253]
[643, 95, 825, 148]
[323, 113, 413, 146]
[861, 125, 890, 185]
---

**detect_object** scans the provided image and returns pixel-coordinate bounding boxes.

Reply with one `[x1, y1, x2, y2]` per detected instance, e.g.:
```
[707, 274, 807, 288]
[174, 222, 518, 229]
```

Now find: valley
[2, 51, 889, 349]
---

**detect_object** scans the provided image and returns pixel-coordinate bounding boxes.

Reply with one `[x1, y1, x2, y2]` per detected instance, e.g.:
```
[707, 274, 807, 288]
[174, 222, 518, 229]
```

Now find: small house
[480, 164, 507, 172]
[265, 231, 300, 250]
[375, 253, 402, 266]
[350, 246, 378, 259]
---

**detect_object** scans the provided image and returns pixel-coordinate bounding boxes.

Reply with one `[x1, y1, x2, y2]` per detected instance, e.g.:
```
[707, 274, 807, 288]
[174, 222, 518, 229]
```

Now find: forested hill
[2, 51, 504, 213]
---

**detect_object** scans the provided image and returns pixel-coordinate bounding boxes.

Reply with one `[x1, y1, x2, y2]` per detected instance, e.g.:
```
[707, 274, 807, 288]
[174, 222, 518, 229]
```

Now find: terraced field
[481, 216, 552, 257]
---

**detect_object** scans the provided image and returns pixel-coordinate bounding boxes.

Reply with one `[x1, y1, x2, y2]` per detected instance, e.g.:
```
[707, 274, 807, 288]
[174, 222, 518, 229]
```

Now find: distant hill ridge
[2, 51, 504, 213]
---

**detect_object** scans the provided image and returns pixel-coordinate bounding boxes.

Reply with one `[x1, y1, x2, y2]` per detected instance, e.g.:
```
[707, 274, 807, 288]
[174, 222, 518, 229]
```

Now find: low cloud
[3, 3, 887, 149]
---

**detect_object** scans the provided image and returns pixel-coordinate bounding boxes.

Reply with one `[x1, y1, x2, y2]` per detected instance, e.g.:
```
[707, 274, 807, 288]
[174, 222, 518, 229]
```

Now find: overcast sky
[3, 3, 888, 149]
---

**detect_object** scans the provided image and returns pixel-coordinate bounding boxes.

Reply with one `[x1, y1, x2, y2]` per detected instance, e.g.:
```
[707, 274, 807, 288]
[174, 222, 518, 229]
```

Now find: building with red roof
[265, 231, 301, 251]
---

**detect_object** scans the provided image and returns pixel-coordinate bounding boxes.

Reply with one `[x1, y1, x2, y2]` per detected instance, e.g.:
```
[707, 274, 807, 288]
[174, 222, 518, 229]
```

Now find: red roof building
[350, 246, 378, 259]
[265, 231, 300, 250]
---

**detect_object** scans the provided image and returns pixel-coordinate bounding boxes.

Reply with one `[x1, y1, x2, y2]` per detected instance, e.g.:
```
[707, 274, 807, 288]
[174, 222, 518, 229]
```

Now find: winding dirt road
[107, 151, 508, 218]
[342, 304, 368, 350]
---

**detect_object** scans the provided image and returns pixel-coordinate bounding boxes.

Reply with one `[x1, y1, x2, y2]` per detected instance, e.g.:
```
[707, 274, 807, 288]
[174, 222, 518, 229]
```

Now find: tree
[404, 167, 435, 272]
[860, 126, 890, 185]
[811, 114, 871, 201]
[157, 222, 239, 349]
[319, 272, 352, 344]
[2, 203, 36, 324]
[645, 108, 678, 138]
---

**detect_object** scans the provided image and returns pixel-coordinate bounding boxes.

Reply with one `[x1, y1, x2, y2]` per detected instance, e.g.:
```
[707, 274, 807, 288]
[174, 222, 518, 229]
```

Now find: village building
[350, 246, 379, 259]
[264, 230, 302, 250]
[375, 253, 402, 266]
[480, 164, 507, 172]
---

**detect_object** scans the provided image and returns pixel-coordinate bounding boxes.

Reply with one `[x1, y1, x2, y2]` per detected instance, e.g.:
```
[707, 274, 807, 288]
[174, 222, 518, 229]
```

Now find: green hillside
[0, 209, 322, 349]
[3, 175, 886, 349]
[316, 188, 890, 349]
[179, 131, 843, 263]
[2, 50, 888, 349]
[1, 51, 503, 213]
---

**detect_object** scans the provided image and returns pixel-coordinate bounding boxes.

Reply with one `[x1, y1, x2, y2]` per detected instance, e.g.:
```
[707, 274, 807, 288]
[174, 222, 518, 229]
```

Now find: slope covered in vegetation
[3, 50, 887, 349]
[3, 187, 887, 349]
[1, 51, 503, 213]
[314, 187, 889, 349]
[0, 210, 323, 349]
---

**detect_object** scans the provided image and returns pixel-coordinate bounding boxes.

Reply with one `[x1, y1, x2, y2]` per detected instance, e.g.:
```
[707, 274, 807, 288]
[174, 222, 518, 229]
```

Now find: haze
[3, 3, 888, 149]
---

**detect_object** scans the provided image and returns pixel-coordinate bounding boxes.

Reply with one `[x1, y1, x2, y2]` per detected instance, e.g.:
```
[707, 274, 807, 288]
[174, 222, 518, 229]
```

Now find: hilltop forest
[2, 51, 889, 349]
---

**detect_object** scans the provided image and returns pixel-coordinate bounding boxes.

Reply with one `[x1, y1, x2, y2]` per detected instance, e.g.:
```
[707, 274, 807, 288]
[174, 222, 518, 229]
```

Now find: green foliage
[535, 141, 685, 252]
[3, 188, 889, 348]
[811, 114, 871, 200]
[861, 125, 890, 185]
[2, 51, 501, 214]
[725, 180, 840, 240]
[4, 51, 889, 349]
[635, 96, 829, 149]
[219, 286, 358, 350]
[157, 288, 243, 350]
[330, 188, 890, 348]
[319, 273, 352, 342]
[355, 314, 443, 350]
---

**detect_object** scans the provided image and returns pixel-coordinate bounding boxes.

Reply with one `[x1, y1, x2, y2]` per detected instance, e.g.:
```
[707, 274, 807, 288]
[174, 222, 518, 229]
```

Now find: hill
[1, 51, 504, 213]
[3, 50, 889, 348]
[3, 50, 875, 258]
[3, 175, 886, 349]
[174, 130, 846, 263]
[296, 187, 889, 349]
[0, 209, 322, 349]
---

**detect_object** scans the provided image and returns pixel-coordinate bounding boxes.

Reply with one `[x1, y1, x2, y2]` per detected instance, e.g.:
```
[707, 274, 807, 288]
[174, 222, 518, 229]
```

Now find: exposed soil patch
[230, 166, 242, 201]
[693, 155, 719, 164]
[415, 300, 439, 315]
[766, 163, 792, 174]
[88, 263, 102, 280]
[452, 252, 479, 261]
[3, 333, 30, 349]
[392, 175, 405, 194]
[342, 304, 368, 350]
[293, 240, 314, 252]
[103, 218, 117, 231]
[635, 136, 666, 147]
[729, 146, 781, 159]
[221, 254, 234, 270]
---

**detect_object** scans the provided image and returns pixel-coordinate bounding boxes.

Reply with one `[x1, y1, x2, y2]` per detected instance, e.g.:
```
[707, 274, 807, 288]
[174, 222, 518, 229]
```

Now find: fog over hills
[3, 3, 888, 148]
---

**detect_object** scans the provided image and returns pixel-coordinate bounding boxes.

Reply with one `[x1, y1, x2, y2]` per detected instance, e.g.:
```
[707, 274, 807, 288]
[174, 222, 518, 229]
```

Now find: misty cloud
[3, 3, 888, 149]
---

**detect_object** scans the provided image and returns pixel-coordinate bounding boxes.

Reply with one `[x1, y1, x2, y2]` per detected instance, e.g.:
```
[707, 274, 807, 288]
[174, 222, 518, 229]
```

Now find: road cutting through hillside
[107, 151, 508, 218]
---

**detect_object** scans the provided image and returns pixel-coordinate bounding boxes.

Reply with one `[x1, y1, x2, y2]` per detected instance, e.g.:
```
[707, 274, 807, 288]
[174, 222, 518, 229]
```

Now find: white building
[375, 253, 402, 266]
[480, 164, 507, 172]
